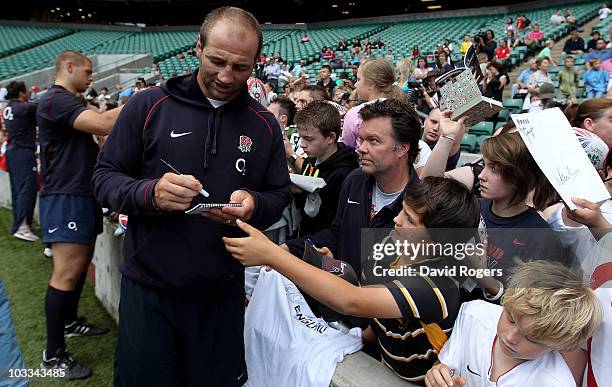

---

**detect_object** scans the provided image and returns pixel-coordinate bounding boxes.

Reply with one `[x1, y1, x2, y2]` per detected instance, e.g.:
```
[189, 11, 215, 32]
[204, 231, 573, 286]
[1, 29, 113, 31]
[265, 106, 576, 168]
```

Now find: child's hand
[566, 197, 610, 229]
[223, 220, 277, 267]
[316, 246, 334, 258]
[425, 363, 466, 387]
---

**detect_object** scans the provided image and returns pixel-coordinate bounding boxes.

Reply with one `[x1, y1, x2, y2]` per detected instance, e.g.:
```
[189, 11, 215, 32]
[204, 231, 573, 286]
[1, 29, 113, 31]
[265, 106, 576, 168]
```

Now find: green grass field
[0, 208, 117, 386]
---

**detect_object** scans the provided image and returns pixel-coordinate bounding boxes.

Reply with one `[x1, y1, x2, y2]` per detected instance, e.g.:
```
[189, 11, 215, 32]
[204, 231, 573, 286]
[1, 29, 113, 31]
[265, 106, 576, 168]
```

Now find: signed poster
[511, 108, 610, 210]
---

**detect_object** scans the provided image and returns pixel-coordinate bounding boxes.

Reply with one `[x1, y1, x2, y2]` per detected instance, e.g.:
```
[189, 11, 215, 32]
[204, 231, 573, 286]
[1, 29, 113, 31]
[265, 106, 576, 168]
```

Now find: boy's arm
[224, 220, 402, 319]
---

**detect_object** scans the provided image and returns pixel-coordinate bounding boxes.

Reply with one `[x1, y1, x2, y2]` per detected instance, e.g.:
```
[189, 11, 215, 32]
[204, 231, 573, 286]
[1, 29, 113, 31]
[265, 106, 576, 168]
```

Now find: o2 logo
[2, 107, 14, 121]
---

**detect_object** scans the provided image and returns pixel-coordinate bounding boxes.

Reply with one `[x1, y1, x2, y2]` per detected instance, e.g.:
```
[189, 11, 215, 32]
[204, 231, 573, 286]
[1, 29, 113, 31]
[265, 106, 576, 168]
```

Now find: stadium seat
[469, 121, 494, 136]
[460, 134, 477, 153]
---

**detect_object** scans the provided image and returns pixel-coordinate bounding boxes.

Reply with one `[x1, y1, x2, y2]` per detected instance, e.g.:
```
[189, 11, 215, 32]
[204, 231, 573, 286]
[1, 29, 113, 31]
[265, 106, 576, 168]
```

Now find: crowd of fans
[0, 4, 611, 386]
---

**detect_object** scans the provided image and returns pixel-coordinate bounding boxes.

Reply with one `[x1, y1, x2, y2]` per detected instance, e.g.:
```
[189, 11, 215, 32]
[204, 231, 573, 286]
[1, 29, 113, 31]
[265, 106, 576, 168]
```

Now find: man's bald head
[199, 7, 263, 60]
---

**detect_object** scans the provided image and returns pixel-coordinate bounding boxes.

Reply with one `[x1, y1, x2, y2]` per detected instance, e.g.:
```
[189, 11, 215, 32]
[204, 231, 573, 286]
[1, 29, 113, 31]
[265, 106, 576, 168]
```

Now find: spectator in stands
[320, 46, 328, 59]
[413, 56, 430, 80]
[349, 63, 359, 84]
[396, 58, 415, 93]
[504, 17, 515, 34]
[563, 29, 585, 54]
[566, 9, 577, 27]
[292, 59, 305, 77]
[342, 58, 408, 149]
[421, 108, 462, 171]
[4, 81, 38, 242]
[364, 37, 372, 51]
[512, 58, 537, 97]
[330, 54, 345, 69]
[443, 38, 454, 54]
[301, 34, 310, 43]
[505, 30, 520, 49]
[558, 56, 579, 100]
[524, 24, 545, 49]
[336, 38, 348, 51]
[538, 40, 558, 67]
[436, 51, 454, 74]
[29, 85, 42, 103]
[372, 36, 385, 49]
[426, 261, 602, 387]
[294, 84, 328, 111]
[265, 82, 277, 103]
[588, 31, 602, 52]
[550, 9, 566, 24]
[517, 15, 532, 31]
[385, 49, 394, 62]
[269, 95, 296, 132]
[0, 84, 7, 101]
[459, 35, 472, 55]
[291, 101, 359, 236]
[265, 57, 281, 91]
[484, 61, 508, 103]
[524, 57, 553, 109]
[567, 98, 612, 148]
[316, 65, 335, 98]
[599, 3, 611, 19]
[584, 59, 610, 98]
[96, 87, 109, 103]
[495, 39, 511, 63]
[323, 47, 336, 60]
[278, 63, 293, 88]
[412, 45, 420, 58]
[586, 39, 612, 69]
[477, 29, 497, 61]
[350, 47, 362, 65]
[37, 50, 125, 379]
[352, 38, 361, 48]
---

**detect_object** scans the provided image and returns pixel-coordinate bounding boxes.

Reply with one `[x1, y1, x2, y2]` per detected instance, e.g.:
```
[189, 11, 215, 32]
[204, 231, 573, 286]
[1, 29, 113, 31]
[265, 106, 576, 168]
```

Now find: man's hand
[224, 220, 277, 267]
[153, 173, 202, 211]
[425, 363, 465, 387]
[439, 109, 467, 139]
[203, 189, 255, 225]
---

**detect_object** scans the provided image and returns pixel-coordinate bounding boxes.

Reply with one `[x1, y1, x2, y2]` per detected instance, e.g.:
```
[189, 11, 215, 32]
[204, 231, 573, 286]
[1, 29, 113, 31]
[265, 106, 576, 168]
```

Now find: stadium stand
[0, 25, 71, 58]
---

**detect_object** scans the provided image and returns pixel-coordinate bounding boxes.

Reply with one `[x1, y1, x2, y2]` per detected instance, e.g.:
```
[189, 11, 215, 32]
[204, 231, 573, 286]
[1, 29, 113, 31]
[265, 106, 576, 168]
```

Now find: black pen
[160, 158, 210, 197]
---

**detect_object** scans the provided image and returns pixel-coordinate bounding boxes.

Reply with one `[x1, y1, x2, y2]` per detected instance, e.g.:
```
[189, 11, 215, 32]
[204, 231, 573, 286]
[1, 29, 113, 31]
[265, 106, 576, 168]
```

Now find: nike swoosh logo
[48, 228, 58, 234]
[170, 130, 192, 138]
[467, 364, 481, 376]
[347, 199, 360, 204]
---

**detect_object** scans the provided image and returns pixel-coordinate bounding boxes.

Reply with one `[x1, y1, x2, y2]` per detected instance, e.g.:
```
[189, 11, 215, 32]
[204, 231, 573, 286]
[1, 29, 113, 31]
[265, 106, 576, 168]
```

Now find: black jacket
[286, 167, 419, 275]
[92, 70, 291, 292]
[296, 143, 359, 236]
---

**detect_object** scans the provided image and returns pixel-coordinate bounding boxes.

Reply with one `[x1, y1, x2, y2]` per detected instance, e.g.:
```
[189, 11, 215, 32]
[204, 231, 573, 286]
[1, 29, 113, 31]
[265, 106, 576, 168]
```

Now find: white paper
[511, 108, 610, 210]
[290, 173, 327, 193]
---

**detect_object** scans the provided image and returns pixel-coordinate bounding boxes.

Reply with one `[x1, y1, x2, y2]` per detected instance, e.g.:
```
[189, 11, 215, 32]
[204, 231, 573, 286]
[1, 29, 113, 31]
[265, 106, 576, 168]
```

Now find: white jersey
[439, 300, 576, 387]
[244, 268, 362, 387]
[414, 140, 432, 169]
[584, 288, 612, 387]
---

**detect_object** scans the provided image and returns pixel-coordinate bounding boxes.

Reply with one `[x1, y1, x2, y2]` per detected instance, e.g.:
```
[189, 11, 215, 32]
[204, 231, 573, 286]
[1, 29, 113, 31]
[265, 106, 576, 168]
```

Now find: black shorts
[39, 194, 103, 244]
[114, 277, 246, 387]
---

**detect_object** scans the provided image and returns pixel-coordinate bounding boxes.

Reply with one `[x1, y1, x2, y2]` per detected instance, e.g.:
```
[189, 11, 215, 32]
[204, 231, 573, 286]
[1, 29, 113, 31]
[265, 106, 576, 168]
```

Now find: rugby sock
[65, 272, 87, 324]
[45, 285, 70, 356]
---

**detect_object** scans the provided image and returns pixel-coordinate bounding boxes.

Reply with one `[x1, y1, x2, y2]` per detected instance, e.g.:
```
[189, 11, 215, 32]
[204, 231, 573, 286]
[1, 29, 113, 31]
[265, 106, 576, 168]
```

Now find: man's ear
[280, 114, 288, 127]
[328, 132, 338, 144]
[396, 142, 409, 158]
[195, 36, 203, 56]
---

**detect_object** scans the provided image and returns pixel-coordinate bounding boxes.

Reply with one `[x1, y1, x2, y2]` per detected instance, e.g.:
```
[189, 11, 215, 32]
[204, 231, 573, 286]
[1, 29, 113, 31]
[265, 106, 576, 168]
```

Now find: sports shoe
[43, 247, 53, 258]
[13, 229, 39, 242]
[64, 317, 109, 338]
[41, 348, 92, 380]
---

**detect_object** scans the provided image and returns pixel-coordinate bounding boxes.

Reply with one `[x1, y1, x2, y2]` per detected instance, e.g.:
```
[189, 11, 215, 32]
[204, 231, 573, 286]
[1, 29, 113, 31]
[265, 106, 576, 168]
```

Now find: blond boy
[425, 261, 602, 387]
